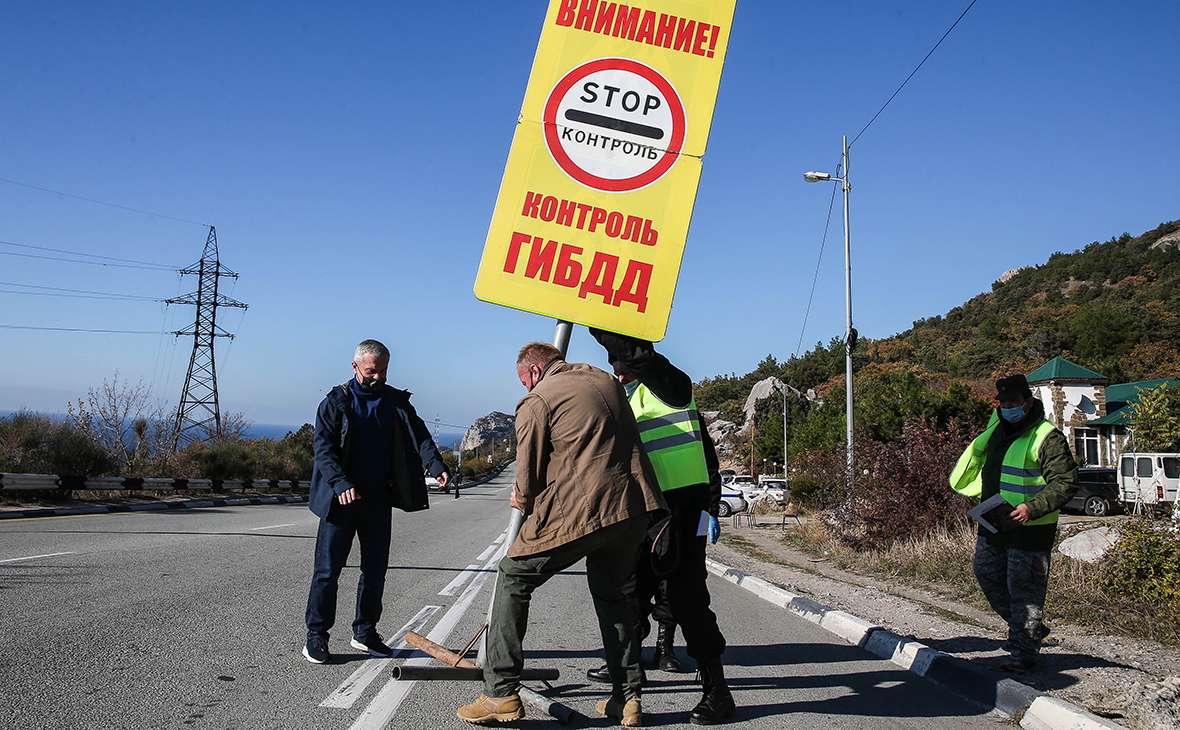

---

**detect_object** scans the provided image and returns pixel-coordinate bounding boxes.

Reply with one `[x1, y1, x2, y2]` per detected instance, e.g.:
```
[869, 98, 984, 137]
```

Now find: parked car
[425, 474, 449, 494]
[747, 478, 787, 506]
[1063, 467, 1119, 517]
[717, 483, 748, 518]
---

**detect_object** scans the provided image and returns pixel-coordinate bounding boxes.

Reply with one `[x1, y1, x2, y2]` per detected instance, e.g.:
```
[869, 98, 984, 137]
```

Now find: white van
[1118, 453, 1180, 511]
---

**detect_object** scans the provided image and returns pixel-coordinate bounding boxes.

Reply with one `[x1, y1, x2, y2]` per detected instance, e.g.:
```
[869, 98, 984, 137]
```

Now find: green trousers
[484, 515, 648, 701]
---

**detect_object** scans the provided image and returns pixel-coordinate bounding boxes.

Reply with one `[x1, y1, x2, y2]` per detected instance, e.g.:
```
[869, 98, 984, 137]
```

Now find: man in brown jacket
[458, 342, 667, 727]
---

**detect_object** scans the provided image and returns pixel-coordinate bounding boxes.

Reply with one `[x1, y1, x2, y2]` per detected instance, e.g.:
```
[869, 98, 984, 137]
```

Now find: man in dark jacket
[303, 339, 449, 665]
[950, 374, 1078, 673]
[590, 328, 734, 725]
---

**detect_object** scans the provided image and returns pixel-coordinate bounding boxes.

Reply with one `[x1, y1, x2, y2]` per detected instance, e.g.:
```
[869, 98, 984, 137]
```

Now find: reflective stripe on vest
[630, 384, 709, 492]
[1000, 420, 1059, 526]
[949, 413, 1060, 527]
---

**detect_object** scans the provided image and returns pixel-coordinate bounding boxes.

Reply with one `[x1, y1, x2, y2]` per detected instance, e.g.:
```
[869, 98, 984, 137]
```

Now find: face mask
[358, 376, 384, 393]
[1000, 406, 1026, 423]
[624, 380, 640, 397]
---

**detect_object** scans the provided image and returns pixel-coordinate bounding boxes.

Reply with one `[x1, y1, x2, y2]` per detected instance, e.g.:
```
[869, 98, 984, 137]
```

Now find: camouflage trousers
[972, 537, 1051, 662]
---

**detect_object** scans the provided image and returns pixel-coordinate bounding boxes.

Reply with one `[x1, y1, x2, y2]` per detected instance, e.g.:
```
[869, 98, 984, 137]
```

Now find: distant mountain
[460, 411, 515, 452]
[898, 219, 1180, 384]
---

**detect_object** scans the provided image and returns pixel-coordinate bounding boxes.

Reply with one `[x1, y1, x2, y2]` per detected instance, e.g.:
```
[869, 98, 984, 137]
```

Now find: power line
[792, 0, 979, 363]
[0, 324, 163, 334]
[0, 176, 210, 228]
[0, 280, 163, 302]
[850, 0, 978, 147]
[0, 238, 177, 271]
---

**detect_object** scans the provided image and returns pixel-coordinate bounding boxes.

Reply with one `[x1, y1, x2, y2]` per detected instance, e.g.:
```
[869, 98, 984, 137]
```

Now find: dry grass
[780, 514, 1180, 645]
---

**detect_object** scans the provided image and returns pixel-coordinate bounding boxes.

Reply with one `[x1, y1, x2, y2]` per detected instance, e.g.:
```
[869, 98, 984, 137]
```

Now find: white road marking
[347, 539, 508, 730]
[438, 564, 482, 597]
[249, 523, 294, 531]
[0, 552, 75, 564]
[476, 544, 498, 561]
[320, 605, 442, 709]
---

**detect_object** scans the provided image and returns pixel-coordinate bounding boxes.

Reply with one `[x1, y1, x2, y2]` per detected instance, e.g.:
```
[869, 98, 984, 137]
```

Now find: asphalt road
[0, 467, 1000, 729]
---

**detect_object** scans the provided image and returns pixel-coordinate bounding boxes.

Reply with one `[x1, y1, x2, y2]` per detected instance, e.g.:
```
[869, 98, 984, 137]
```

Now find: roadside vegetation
[701, 219, 1180, 646]
[0, 374, 513, 486]
[774, 514, 1180, 646]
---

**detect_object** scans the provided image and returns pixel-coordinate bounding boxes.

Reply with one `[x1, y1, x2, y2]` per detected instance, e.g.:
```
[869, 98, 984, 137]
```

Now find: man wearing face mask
[950, 374, 1078, 673]
[303, 339, 450, 665]
[458, 342, 665, 726]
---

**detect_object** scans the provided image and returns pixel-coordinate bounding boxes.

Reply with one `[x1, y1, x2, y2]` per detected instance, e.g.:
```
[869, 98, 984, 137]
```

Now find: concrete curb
[705, 558, 1125, 729]
[0, 494, 309, 520]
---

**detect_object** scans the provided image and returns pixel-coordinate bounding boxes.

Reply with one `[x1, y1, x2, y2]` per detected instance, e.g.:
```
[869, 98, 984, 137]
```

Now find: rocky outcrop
[460, 411, 515, 452]
[741, 377, 805, 433]
[1151, 230, 1180, 250]
[998, 266, 1029, 283]
[701, 411, 740, 455]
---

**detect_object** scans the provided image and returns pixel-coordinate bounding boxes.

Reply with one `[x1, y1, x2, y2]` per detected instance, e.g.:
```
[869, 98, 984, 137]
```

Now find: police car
[717, 471, 749, 517]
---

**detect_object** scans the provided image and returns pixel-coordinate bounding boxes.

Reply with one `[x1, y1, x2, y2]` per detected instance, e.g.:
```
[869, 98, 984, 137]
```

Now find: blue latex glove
[708, 515, 721, 544]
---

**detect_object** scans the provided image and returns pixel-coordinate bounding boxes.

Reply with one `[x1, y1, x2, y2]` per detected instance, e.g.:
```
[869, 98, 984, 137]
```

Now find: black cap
[995, 374, 1031, 401]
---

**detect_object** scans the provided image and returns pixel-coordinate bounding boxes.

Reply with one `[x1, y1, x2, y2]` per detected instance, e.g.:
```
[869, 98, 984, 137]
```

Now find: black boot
[690, 657, 735, 725]
[653, 622, 682, 672]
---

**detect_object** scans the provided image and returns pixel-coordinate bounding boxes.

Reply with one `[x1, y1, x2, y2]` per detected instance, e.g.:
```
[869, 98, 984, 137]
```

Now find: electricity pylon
[166, 226, 248, 448]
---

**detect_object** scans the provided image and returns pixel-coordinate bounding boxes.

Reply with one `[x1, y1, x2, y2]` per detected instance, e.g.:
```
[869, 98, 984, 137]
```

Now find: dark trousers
[638, 483, 725, 661]
[484, 516, 647, 701]
[625, 541, 674, 644]
[305, 501, 392, 641]
[973, 536, 1050, 661]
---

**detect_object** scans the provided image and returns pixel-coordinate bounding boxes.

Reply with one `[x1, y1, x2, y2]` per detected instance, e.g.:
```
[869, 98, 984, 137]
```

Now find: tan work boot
[597, 697, 642, 726]
[457, 694, 524, 724]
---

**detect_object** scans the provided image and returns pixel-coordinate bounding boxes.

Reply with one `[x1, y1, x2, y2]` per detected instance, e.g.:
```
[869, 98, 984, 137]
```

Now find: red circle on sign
[543, 58, 686, 193]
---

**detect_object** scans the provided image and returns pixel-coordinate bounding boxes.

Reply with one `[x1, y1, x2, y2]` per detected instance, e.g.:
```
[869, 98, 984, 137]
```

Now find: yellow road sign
[475, 0, 736, 341]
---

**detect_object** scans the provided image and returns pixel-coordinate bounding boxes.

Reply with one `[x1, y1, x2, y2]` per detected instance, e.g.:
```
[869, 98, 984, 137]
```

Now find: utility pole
[167, 227, 248, 448]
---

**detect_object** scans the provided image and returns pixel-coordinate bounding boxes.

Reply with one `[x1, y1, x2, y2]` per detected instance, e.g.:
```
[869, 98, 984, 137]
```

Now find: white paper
[696, 509, 710, 537]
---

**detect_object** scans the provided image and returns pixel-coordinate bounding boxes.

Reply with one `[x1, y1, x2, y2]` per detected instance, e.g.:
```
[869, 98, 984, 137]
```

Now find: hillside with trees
[695, 219, 1180, 486]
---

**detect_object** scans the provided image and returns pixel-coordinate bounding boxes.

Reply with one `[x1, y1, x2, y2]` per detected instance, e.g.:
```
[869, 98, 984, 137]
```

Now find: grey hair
[353, 339, 390, 363]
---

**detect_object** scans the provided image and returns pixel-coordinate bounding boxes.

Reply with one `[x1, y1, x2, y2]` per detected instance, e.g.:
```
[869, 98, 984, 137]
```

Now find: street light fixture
[805, 135, 855, 486]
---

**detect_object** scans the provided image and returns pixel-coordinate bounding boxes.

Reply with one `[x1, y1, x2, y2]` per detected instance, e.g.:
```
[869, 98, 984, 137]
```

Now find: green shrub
[0, 411, 116, 476]
[1100, 517, 1180, 611]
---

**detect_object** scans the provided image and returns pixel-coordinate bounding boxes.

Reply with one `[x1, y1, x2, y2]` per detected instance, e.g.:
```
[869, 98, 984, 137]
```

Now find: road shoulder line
[705, 557, 1124, 730]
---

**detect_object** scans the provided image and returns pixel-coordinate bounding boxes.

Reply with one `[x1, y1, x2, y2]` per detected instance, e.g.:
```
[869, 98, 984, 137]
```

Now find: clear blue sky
[2, 1, 1177, 431]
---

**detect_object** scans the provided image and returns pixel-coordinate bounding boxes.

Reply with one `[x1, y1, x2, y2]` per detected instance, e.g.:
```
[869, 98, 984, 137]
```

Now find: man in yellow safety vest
[950, 374, 1079, 673]
[590, 328, 734, 725]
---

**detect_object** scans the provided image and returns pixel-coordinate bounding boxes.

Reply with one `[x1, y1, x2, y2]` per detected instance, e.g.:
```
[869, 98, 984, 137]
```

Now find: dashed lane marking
[346, 535, 508, 730]
[477, 544, 498, 561]
[438, 564, 482, 597]
[0, 551, 75, 564]
[320, 605, 442, 709]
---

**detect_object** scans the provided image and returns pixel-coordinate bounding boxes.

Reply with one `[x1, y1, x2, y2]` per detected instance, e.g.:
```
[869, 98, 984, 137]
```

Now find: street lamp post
[781, 382, 787, 477]
[805, 134, 855, 486]
[768, 380, 790, 480]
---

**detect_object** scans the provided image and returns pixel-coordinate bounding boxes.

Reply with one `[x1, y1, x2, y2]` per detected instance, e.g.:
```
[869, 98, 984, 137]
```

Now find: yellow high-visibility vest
[630, 383, 709, 492]
[950, 413, 1059, 526]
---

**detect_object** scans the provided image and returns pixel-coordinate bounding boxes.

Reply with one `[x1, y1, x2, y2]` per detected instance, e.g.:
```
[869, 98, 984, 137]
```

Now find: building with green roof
[1026, 356, 1177, 467]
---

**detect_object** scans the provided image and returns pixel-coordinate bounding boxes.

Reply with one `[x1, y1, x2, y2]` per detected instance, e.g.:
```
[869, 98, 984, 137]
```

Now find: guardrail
[0, 473, 305, 491]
